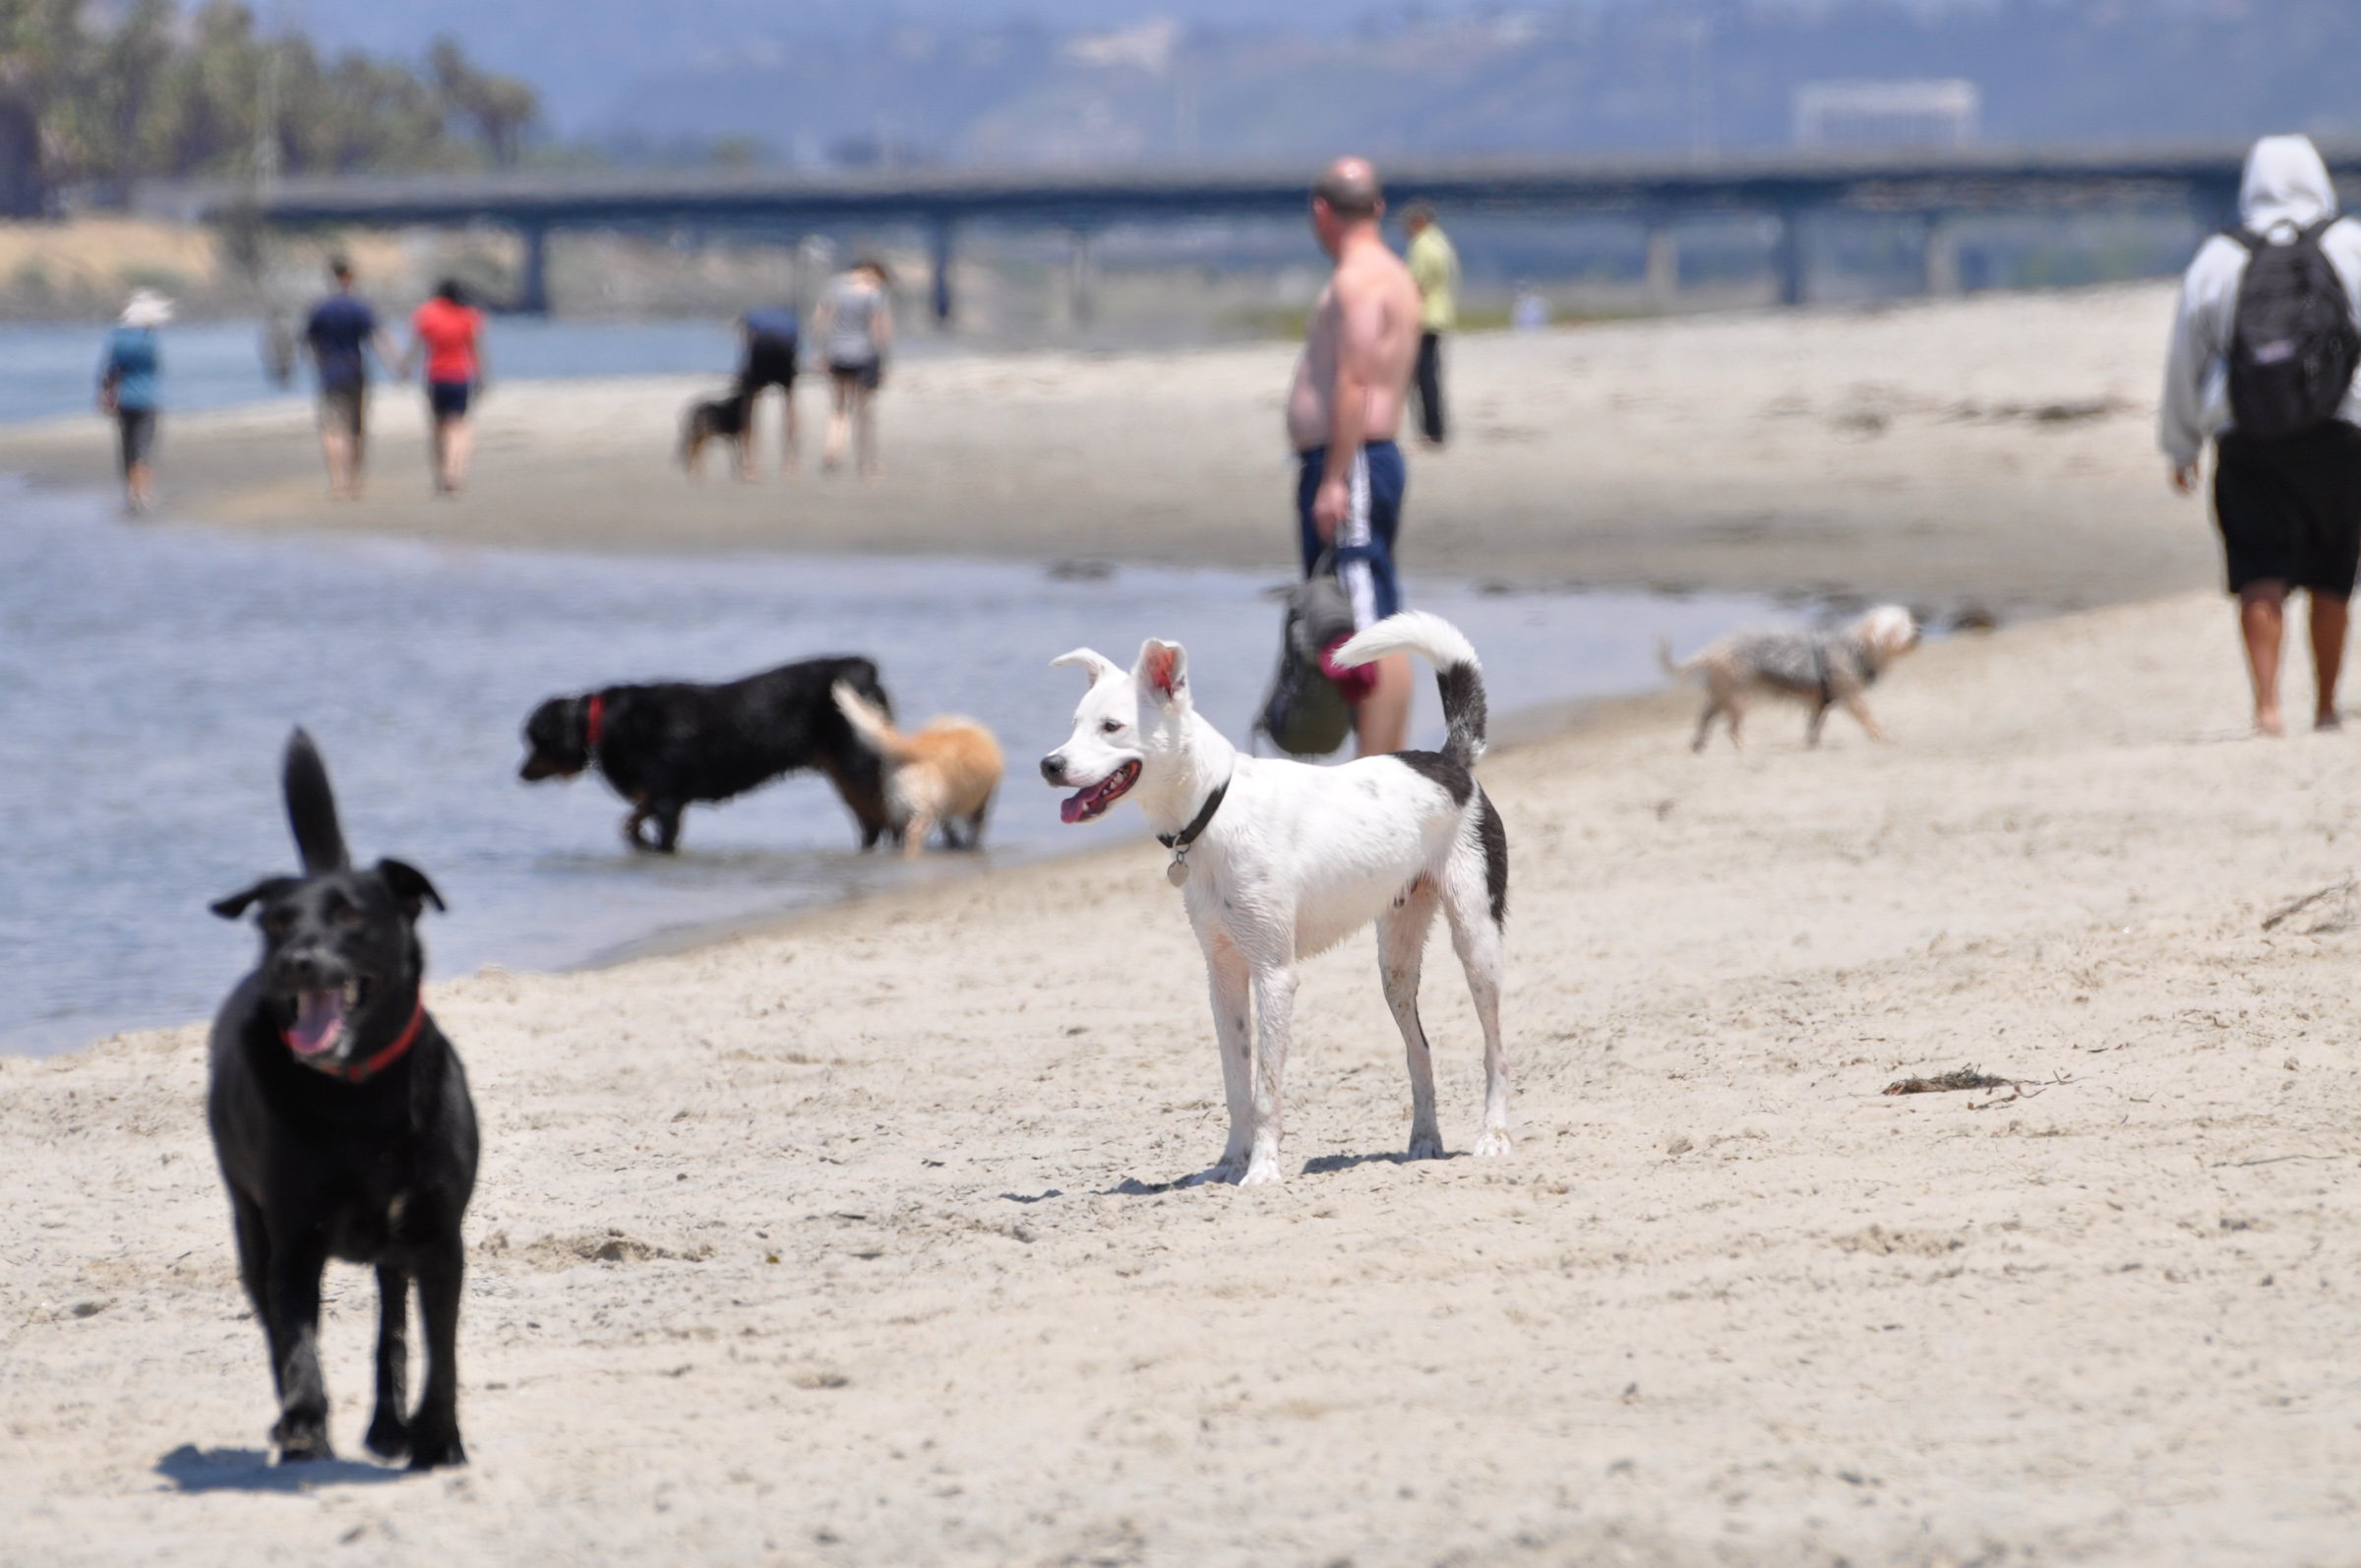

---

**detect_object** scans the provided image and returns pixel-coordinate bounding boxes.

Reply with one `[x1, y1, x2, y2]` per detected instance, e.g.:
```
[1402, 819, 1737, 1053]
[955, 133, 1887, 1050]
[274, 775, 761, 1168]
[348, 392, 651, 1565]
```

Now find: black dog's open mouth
[517, 755, 575, 782]
[1061, 760, 1140, 824]
[281, 978, 371, 1058]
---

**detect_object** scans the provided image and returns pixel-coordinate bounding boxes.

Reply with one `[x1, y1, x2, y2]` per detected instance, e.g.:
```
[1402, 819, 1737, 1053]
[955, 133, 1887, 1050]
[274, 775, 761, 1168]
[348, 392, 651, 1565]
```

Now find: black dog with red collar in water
[517, 654, 898, 853]
[207, 729, 479, 1469]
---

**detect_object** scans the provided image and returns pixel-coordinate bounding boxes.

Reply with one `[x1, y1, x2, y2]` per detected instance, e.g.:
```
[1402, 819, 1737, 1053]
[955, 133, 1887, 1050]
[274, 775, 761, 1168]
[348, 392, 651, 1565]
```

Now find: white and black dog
[1042, 611, 1509, 1186]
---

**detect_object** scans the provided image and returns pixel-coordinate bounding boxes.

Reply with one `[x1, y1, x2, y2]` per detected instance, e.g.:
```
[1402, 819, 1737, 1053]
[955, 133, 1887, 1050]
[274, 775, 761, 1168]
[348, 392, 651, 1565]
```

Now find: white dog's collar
[1157, 771, 1232, 887]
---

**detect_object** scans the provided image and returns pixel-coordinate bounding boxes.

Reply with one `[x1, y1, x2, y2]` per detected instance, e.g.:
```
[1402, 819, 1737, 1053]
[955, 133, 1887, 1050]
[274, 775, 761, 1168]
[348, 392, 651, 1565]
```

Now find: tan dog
[1661, 605, 1921, 751]
[831, 683, 1003, 858]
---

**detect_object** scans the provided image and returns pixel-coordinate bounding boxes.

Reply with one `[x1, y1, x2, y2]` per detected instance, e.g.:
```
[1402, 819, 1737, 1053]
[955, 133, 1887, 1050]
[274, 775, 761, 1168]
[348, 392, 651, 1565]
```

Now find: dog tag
[1166, 856, 1191, 887]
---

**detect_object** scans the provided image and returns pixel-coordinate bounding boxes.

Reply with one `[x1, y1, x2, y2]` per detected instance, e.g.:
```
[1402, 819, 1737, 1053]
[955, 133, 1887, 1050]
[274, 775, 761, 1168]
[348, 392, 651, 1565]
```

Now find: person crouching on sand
[2162, 134, 2361, 736]
[97, 289, 171, 514]
[408, 278, 488, 496]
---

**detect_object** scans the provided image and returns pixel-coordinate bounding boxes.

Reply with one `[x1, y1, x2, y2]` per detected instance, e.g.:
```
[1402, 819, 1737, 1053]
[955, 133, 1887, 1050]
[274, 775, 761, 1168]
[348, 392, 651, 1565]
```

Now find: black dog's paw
[272, 1420, 334, 1465]
[363, 1412, 412, 1461]
[405, 1431, 467, 1471]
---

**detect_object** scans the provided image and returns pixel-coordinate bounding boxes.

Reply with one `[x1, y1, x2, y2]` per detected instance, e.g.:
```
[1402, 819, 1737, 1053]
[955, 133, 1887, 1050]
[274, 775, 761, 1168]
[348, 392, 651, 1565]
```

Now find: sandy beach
[8, 590, 2361, 1565]
[9, 285, 2361, 1565]
[0, 283, 2209, 617]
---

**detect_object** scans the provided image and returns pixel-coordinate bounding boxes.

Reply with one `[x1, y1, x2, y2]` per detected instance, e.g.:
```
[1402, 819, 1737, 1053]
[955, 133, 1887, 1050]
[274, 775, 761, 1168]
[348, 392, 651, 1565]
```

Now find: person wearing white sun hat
[97, 288, 173, 513]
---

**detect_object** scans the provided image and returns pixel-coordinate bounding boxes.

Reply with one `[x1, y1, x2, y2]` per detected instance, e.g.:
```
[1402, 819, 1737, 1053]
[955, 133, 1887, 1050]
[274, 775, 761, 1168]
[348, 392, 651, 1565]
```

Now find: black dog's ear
[283, 729, 350, 874]
[212, 877, 298, 920]
[376, 859, 447, 916]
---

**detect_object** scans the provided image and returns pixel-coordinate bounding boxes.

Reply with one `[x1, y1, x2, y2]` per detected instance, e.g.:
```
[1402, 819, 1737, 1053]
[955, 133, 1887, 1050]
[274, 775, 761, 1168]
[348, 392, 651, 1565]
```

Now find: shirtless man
[1287, 156, 1424, 754]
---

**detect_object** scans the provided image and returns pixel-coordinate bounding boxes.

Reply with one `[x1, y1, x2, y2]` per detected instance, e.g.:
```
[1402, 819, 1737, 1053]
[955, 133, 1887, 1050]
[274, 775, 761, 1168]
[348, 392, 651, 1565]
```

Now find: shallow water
[0, 317, 747, 424]
[0, 480, 1795, 1055]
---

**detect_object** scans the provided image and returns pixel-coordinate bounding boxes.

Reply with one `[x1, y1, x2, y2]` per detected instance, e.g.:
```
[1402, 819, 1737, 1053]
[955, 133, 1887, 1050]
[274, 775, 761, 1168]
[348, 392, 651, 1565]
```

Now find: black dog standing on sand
[207, 730, 478, 1469]
[517, 655, 898, 852]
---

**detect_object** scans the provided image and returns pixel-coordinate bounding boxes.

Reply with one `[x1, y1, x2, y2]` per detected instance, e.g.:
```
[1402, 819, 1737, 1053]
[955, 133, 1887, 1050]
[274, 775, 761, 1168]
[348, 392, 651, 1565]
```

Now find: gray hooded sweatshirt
[2158, 135, 2361, 466]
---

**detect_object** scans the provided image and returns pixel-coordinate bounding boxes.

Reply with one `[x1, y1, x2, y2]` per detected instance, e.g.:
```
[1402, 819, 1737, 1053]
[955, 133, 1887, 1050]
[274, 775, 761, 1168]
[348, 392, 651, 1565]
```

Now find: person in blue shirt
[303, 257, 403, 501]
[737, 304, 801, 476]
[97, 289, 171, 513]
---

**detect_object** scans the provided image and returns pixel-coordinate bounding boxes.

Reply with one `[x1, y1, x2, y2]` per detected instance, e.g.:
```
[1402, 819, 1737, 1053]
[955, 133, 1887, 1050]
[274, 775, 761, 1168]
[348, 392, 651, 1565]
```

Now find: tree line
[0, 0, 539, 215]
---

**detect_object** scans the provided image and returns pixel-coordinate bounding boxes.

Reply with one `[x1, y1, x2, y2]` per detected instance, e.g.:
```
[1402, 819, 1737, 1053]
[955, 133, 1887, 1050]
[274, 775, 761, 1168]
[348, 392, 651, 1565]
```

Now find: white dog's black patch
[1477, 790, 1508, 925]
[1392, 749, 1474, 806]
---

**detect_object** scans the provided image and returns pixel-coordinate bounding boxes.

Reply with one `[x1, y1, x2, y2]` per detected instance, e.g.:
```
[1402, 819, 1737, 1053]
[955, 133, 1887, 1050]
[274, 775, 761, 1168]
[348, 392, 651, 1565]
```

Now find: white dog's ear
[1051, 648, 1123, 687]
[1133, 637, 1188, 705]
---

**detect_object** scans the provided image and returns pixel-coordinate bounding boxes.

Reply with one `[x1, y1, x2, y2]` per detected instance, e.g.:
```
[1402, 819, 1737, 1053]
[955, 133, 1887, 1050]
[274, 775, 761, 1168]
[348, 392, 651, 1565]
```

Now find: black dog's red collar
[285, 996, 426, 1083]
[584, 694, 605, 749]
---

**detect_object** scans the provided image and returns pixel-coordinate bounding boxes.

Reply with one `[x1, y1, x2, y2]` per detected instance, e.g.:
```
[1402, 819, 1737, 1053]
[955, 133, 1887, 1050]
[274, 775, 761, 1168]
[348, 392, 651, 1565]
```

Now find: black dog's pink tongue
[286, 991, 346, 1056]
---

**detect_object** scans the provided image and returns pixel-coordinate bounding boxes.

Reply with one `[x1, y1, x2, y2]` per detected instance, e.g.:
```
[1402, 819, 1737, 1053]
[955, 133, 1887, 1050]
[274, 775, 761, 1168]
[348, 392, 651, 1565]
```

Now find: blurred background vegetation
[0, 0, 537, 215]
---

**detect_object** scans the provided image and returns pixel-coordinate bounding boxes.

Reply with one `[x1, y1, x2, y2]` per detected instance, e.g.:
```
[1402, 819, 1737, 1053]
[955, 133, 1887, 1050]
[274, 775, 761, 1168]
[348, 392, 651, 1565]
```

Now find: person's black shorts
[318, 385, 366, 441]
[2214, 422, 2361, 598]
[740, 333, 798, 394]
[116, 408, 156, 473]
[828, 357, 881, 392]
[427, 380, 471, 420]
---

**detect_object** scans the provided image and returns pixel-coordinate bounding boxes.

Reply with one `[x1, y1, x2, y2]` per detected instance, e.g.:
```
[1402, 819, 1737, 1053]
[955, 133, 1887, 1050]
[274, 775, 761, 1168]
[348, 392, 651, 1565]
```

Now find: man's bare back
[1286, 229, 1422, 454]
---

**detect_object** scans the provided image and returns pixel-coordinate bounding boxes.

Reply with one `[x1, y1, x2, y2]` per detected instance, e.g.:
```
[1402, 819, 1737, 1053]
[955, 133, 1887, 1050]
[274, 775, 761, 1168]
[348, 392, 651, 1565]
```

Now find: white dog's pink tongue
[1060, 790, 1094, 824]
[287, 991, 346, 1056]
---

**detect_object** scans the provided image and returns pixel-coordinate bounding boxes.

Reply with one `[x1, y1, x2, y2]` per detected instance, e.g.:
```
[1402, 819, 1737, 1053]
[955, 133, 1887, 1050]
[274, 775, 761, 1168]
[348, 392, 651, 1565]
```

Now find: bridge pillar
[1644, 220, 1679, 311]
[1068, 230, 1096, 328]
[1773, 207, 1807, 308]
[1921, 212, 1961, 297]
[929, 216, 954, 327]
[515, 223, 551, 315]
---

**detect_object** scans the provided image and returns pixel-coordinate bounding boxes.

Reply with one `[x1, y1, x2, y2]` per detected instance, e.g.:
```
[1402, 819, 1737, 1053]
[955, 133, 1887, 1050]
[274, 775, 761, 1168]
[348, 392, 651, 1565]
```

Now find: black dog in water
[517, 655, 898, 852]
[208, 730, 478, 1469]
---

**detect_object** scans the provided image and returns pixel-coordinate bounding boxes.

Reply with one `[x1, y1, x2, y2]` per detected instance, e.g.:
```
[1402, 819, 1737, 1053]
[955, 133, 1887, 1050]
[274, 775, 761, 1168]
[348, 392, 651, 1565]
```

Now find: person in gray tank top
[813, 258, 893, 476]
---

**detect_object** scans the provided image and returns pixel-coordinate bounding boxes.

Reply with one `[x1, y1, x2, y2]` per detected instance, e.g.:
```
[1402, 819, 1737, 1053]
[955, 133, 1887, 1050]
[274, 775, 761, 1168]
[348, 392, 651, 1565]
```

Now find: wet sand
[0, 282, 2210, 618]
[7, 589, 2361, 1564]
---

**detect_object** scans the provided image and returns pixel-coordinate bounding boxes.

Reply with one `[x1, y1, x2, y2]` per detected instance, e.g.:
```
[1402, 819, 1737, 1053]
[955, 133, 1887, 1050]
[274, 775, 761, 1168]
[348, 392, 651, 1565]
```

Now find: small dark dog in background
[207, 730, 479, 1469]
[679, 390, 751, 480]
[518, 655, 898, 852]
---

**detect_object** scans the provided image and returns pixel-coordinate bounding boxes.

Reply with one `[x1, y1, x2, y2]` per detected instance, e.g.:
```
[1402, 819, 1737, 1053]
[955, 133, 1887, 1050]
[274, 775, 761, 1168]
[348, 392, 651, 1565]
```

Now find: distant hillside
[277, 0, 2361, 163]
[597, 1, 2361, 166]
[284, 0, 1390, 133]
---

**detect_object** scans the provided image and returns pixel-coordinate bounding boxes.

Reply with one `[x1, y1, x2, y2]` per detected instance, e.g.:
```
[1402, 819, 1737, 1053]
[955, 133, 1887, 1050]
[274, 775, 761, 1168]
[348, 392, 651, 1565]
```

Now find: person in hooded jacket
[2162, 134, 2361, 735]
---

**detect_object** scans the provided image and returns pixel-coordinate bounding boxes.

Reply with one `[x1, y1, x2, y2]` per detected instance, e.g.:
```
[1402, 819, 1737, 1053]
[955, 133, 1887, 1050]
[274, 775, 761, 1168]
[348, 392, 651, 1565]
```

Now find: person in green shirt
[1401, 201, 1459, 448]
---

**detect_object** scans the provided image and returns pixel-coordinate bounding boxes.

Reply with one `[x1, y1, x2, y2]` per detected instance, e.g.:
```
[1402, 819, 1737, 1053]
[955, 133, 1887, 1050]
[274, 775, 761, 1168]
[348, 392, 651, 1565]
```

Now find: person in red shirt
[406, 279, 488, 495]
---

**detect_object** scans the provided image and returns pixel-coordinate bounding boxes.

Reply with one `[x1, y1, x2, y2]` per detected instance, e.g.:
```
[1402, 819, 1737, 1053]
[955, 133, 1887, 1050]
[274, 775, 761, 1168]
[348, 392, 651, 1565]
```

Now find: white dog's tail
[1658, 634, 1698, 680]
[1332, 611, 1487, 766]
[833, 681, 918, 762]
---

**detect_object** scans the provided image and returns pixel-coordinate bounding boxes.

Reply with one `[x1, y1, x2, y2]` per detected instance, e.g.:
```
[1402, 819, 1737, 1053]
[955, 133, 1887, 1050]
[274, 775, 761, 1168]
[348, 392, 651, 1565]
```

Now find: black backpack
[2225, 219, 2361, 440]
[1254, 548, 1358, 757]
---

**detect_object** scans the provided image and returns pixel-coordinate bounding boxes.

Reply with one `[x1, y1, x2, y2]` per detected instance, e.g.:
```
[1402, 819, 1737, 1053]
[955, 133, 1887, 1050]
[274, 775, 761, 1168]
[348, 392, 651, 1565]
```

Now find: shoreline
[0, 283, 2217, 620]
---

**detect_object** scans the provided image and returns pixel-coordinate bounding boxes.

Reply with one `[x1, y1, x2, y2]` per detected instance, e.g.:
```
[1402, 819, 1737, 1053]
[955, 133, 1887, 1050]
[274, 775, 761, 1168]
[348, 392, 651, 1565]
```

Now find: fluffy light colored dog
[832, 684, 1003, 858]
[1661, 605, 1921, 752]
[1041, 611, 1509, 1186]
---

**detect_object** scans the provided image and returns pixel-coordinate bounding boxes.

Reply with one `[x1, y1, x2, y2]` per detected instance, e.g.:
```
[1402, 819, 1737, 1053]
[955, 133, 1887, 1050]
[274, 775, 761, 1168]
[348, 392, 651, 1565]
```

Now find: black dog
[679, 390, 750, 480]
[208, 730, 479, 1469]
[518, 655, 898, 853]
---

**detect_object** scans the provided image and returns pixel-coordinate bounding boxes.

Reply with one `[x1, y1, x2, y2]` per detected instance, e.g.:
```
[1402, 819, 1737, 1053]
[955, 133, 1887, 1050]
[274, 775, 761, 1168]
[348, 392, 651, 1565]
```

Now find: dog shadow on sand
[155, 1443, 409, 1493]
[1105, 1150, 1469, 1195]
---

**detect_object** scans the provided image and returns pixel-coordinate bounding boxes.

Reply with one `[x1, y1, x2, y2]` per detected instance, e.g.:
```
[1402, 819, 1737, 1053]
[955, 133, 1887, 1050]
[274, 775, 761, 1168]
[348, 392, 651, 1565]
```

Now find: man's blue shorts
[1296, 440, 1405, 629]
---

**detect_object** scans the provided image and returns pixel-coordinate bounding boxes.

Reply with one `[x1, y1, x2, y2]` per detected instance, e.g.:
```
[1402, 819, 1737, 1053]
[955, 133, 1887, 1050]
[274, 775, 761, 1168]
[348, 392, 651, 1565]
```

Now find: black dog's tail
[1330, 611, 1488, 768]
[282, 728, 349, 873]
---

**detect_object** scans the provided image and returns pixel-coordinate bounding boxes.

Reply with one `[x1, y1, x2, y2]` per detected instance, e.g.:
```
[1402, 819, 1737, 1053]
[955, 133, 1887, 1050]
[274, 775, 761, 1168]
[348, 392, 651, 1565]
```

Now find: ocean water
[0, 480, 1797, 1056]
[0, 316, 746, 425]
